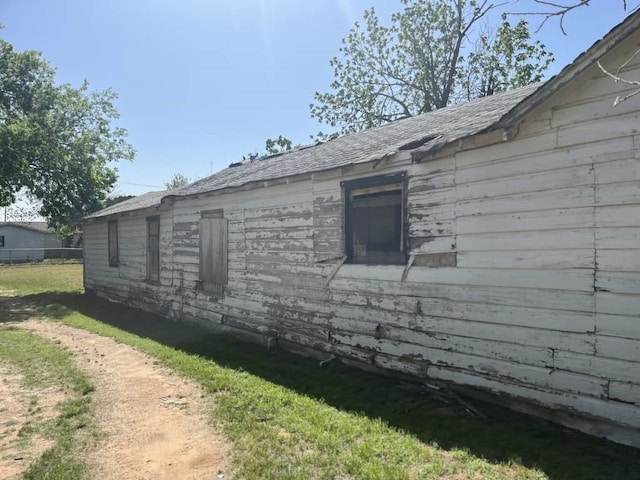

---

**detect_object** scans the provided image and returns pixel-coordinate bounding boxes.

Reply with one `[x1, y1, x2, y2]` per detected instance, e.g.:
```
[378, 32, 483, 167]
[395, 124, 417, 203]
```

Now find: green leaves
[0, 37, 135, 234]
[460, 14, 554, 100]
[310, 0, 554, 135]
[164, 173, 192, 190]
[265, 135, 293, 155]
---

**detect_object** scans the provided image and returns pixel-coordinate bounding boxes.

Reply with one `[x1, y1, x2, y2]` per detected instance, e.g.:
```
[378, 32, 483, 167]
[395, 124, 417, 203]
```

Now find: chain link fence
[0, 248, 83, 264]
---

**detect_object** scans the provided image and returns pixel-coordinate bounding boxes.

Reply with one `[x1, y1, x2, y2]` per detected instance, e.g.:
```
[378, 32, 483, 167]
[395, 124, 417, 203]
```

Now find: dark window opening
[0, 236, 4, 248]
[343, 173, 406, 265]
[147, 216, 160, 282]
[108, 220, 118, 266]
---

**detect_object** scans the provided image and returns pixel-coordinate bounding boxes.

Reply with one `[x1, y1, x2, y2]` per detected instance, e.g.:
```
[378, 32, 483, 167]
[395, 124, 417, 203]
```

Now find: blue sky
[1, 0, 638, 197]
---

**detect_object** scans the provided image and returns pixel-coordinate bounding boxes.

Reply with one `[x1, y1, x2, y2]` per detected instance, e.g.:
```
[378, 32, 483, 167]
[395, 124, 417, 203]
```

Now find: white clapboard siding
[329, 290, 595, 333]
[457, 249, 594, 270]
[596, 314, 640, 340]
[405, 266, 594, 291]
[454, 131, 558, 168]
[596, 227, 640, 249]
[555, 350, 640, 384]
[333, 332, 605, 397]
[82, 35, 640, 446]
[409, 236, 457, 254]
[596, 271, 640, 295]
[429, 366, 640, 429]
[597, 181, 640, 206]
[408, 170, 456, 192]
[597, 250, 640, 272]
[456, 186, 593, 217]
[596, 335, 640, 362]
[596, 292, 640, 317]
[552, 91, 640, 128]
[596, 158, 640, 185]
[457, 229, 593, 251]
[609, 381, 640, 405]
[597, 204, 640, 227]
[457, 207, 595, 234]
[456, 137, 634, 184]
[456, 165, 594, 201]
[557, 111, 640, 148]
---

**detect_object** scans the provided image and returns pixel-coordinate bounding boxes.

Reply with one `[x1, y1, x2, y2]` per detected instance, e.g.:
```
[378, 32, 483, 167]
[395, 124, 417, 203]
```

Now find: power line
[117, 181, 163, 188]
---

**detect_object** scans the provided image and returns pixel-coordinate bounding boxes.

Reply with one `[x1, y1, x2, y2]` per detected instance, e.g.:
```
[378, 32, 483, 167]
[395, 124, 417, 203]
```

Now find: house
[82, 12, 640, 447]
[0, 222, 64, 262]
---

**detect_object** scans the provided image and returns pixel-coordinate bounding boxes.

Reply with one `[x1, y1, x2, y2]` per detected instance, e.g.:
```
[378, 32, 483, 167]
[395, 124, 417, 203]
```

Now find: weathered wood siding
[84, 208, 175, 316]
[83, 33, 640, 445]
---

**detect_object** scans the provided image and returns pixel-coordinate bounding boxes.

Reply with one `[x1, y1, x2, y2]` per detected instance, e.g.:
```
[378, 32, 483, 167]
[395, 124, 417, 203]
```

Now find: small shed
[0, 222, 63, 262]
[83, 12, 640, 447]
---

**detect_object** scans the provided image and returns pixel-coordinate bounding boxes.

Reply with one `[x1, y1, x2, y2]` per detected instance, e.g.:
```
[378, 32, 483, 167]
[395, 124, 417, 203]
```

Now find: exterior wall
[84, 208, 175, 316]
[83, 34, 640, 446]
[0, 226, 57, 261]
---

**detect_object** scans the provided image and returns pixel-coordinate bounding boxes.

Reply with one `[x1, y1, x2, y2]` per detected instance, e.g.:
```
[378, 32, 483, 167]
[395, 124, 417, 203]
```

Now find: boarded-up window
[108, 220, 118, 266]
[147, 216, 160, 282]
[199, 210, 228, 295]
[342, 172, 406, 265]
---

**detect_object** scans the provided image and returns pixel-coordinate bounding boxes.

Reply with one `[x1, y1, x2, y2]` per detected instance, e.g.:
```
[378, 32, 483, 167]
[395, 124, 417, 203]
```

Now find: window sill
[334, 264, 405, 282]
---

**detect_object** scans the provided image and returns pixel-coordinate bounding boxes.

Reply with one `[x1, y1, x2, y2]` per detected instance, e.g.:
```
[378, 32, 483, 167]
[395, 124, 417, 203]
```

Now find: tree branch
[511, 1, 631, 35]
[597, 58, 640, 105]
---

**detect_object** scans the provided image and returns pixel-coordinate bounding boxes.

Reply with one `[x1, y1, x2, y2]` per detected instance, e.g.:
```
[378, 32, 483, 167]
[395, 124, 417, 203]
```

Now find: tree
[310, 0, 554, 134]
[2, 192, 41, 222]
[460, 14, 554, 101]
[265, 135, 293, 155]
[164, 173, 192, 190]
[243, 136, 295, 162]
[103, 194, 135, 208]
[0, 35, 135, 234]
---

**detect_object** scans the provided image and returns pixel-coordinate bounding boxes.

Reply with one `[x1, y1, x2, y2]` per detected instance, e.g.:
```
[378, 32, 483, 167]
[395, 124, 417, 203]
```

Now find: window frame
[341, 171, 407, 265]
[108, 220, 119, 267]
[146, 216, 160, 283]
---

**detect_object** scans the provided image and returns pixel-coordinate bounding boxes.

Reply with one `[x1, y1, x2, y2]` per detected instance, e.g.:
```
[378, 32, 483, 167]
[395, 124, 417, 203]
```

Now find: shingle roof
[178, 84, 541, 197]
[0, 222, 51, 233]
[83, 190, 171, 220]
[84, 84, 541, 221]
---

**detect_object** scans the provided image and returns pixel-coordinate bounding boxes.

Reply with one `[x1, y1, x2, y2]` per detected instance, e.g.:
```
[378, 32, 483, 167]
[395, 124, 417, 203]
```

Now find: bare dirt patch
[12, 319, 231, 480]
[0, 365, 63, 480]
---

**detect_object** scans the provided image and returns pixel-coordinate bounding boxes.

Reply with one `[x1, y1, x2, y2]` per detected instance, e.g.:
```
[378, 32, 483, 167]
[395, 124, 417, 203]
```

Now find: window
[199, 210, 228, 295]
[342, 172, 406, 265]
[0, 236, 4, 248]
[108, 221, 118, 266]
[147, 216, 160, 282]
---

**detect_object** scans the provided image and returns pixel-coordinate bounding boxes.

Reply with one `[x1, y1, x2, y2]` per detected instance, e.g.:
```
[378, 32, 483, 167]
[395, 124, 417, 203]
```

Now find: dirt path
[10, 318, 231, 480]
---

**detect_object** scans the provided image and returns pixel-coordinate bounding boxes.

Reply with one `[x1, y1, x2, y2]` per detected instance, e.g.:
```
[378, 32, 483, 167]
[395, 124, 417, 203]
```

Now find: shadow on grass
[9, 291, 640, 480]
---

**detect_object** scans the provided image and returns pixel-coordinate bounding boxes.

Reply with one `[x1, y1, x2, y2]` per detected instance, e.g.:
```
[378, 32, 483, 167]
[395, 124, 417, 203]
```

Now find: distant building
[0, 222, 64, 262]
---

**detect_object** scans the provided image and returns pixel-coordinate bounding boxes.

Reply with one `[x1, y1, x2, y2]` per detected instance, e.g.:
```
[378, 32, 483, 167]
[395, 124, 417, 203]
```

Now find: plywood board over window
[108, 220, 118, 266]
[147, 216, 160, 282]
[342, 172, 407, 265]
[199, 209, 228, 295]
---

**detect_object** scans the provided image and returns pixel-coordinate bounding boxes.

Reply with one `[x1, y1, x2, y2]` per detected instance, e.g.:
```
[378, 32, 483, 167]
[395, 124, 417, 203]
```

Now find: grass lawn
[1, 264, 639, 480]
[0, 325, 95, 480]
